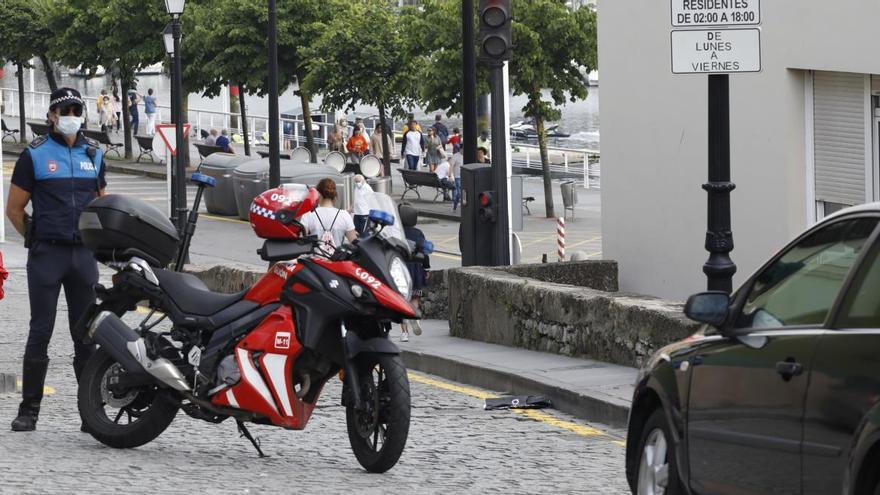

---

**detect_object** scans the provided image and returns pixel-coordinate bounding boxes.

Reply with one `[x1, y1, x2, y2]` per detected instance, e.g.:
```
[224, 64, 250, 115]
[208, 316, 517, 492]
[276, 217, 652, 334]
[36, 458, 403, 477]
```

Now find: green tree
[510, 1, 596, 217]
[185, 0, 325, 161]
[47, 0, 166, 159]
[0, 0, 58, 140]
[303, 0, 419, 175]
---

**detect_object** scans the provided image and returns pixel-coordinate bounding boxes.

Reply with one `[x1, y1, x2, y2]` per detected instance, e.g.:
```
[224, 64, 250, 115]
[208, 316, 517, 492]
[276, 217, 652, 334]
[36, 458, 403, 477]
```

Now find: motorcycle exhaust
[88, 312, 191, 392]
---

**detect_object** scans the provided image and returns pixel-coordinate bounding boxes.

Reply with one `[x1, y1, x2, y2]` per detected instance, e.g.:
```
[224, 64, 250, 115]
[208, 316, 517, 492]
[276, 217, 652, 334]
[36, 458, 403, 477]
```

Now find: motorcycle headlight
[388, 256, 412, 300]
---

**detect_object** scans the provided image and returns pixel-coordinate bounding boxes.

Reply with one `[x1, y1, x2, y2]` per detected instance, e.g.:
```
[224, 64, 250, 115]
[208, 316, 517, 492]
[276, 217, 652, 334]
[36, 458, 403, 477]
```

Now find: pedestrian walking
[128, 90, 140, 135]
[144, 88, 158, 136]
[337, 118, 351, 142]
[102, 95, 118, 132]
[96, 89, 108, 132]
[434, 151, 453, 201]
[351, 174, 374, 234]
[401, 113, 421, 134]
[370, 123, 394, 175]
[301, 178, 357, 254]
[448, 127, 461, 154]
[346, 127, 370, 160]
[112, 93, 122, 132]
[432, 114, 449, 150]
[449, 148, 464, 210]
[401, 119, 424, 171]
[398, 203, 429, 342]
[328, 127, 346, 153]
[5, 88, 107, 432]
[424, 127, 442, 172]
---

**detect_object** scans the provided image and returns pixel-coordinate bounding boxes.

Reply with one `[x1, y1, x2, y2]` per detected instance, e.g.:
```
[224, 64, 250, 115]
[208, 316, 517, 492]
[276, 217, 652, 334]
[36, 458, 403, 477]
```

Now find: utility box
[459, 164, 495, 266]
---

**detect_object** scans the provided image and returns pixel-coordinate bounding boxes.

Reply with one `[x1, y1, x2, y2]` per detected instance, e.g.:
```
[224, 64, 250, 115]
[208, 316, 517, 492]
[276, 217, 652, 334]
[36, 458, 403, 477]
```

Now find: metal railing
[0, 87, 601, 185]
[511, 142, 600, 189]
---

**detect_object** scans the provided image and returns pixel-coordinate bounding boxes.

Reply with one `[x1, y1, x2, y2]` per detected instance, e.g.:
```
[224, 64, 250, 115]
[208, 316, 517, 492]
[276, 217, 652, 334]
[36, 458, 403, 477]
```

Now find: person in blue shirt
[215, 129, 234, 153]
[143, 88, 157, 135]
[5, 87, 107, 432]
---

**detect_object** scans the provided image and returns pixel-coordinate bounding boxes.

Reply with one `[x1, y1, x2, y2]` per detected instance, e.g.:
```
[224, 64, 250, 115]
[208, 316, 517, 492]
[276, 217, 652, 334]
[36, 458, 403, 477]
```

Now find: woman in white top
[351, 174, 374, 234]
[401, 120, 423, 171]
[301, 178, 357, 251]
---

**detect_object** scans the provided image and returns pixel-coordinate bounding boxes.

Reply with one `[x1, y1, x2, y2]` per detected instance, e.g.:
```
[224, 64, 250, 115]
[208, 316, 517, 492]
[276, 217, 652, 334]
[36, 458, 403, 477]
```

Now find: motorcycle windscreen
[367, 193, 410, 255]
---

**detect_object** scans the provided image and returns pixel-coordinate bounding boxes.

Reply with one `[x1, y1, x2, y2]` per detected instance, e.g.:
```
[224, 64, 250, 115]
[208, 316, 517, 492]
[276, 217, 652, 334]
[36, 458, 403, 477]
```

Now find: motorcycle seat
[154, 269, 248, 317]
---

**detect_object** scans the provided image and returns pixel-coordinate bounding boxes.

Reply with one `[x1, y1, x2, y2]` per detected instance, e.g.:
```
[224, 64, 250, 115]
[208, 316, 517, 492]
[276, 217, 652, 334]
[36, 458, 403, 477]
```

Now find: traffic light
[478, 191, 496, 223]
[478, 0, 512, 62]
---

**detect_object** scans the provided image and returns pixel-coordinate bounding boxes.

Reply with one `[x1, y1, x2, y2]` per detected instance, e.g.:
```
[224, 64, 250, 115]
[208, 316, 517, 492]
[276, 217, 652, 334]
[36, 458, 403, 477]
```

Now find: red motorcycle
[73, 178, 424, 472]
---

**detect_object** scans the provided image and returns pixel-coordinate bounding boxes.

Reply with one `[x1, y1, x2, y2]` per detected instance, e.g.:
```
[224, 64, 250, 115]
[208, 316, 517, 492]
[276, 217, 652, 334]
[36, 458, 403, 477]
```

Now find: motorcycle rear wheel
[345, 353, 411, 473]
[78, 348, 179, 449]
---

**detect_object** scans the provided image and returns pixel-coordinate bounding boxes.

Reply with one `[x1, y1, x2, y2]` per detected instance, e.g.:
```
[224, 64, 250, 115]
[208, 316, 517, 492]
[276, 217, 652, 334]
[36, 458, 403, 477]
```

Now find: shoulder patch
[29, 135, 49, 149]
[83, 137, 100, 148]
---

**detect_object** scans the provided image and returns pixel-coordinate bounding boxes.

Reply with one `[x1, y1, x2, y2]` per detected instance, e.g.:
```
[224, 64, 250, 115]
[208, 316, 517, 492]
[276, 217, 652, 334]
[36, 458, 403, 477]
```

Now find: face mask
[355, 182, 364, 189]
[57, 116, 83, 136]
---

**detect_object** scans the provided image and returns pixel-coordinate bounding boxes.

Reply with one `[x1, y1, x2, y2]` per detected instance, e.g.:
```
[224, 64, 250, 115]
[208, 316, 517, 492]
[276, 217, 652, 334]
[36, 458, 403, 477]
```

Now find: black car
[626, 205, 880, 495]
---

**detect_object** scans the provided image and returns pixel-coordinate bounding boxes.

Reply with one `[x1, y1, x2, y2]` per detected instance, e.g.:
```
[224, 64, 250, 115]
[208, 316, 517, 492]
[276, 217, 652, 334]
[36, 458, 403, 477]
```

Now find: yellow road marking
[408, 371, 625, 445]
[565, 235, 603, 249]
[202, 214, 249, 225]
[433, 252, 461, 261]
[15, 380, 55, 395]
[521, 233, 561, 247]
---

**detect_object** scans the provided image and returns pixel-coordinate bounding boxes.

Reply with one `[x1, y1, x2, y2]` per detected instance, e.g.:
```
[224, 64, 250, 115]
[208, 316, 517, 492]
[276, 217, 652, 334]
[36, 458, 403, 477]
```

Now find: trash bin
[561, 180, 577, 219]
[368, 176, 392, 195]
[233, 159, 270, 220]
[340, 173, 355, 212]
[511, 175, 524, 231]
[201, 153, 254, 216]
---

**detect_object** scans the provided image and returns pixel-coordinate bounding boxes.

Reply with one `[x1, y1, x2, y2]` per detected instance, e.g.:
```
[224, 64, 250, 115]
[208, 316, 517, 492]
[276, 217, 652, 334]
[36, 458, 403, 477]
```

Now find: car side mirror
[684, 291, 731, 328]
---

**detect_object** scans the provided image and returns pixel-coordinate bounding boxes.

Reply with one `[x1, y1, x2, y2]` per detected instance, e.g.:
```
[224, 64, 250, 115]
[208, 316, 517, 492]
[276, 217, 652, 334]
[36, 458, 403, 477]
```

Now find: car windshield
[366, 193, 408, 252]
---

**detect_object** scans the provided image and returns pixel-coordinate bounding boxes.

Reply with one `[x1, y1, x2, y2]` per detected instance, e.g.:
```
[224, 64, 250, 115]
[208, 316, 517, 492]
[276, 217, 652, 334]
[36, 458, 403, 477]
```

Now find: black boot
[11, 358, 49, 432]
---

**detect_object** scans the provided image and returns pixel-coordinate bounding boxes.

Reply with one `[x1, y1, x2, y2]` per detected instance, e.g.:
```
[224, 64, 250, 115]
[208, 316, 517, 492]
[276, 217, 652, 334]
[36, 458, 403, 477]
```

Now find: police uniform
[10, 88, 107, 432]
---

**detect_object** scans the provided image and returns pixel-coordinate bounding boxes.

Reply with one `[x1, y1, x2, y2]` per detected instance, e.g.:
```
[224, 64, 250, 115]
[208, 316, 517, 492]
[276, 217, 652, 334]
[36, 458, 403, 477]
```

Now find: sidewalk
[399, 320, 636, 427]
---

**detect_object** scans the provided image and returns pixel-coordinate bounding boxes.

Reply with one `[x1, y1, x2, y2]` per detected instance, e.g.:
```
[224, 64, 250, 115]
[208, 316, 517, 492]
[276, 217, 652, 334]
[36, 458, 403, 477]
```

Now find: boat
[136, 63, 164, 76]
[68, 65, 105, 78]
[510, 119, 570, 140]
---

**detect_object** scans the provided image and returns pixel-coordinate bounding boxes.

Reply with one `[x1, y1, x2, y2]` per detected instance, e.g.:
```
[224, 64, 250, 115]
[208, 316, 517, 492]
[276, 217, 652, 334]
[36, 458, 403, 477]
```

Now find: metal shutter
[813, 71, 867, 206]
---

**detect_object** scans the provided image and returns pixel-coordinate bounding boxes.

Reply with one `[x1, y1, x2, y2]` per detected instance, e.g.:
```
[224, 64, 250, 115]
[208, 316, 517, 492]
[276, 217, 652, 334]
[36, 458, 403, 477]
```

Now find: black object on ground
[484, 395, 552, 411]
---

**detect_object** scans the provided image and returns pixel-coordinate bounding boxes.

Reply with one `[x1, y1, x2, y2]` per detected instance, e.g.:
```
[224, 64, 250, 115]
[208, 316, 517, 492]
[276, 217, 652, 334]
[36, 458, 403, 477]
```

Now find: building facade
[598, 0, 880, 300]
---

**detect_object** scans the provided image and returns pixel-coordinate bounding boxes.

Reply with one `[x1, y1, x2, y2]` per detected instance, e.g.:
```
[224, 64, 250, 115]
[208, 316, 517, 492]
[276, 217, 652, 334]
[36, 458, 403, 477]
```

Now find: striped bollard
[557, 217, 566, 262]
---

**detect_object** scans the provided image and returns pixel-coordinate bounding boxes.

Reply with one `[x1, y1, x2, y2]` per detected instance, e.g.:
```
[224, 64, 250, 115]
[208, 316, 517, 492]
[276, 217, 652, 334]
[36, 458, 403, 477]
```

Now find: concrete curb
[400, 349, 630, 428]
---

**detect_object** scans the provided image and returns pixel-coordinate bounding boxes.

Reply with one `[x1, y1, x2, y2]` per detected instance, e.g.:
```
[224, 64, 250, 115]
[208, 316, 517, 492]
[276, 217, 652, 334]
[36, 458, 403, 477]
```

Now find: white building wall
[598, 0, 880, 300]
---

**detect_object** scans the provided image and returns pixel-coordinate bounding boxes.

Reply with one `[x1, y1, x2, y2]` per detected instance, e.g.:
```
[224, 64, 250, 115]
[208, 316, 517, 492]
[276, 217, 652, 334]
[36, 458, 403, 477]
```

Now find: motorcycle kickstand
[236, 420, 267, 458]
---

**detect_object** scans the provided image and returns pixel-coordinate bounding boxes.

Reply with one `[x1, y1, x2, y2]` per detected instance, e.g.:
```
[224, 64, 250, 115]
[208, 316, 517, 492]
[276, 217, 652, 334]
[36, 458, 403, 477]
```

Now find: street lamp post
[162, 24, 178, 227]
[164, 0, 187, 236]
[267, 0, 280, 188]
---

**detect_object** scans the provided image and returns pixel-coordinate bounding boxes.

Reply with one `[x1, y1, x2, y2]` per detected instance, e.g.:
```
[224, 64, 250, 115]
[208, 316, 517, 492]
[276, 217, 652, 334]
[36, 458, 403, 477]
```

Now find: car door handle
[776, 359, 803, 381]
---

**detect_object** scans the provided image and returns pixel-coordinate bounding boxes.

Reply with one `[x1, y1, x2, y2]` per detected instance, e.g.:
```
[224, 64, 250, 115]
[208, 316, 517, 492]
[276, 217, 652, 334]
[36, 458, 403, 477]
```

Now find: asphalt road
[0, 260, 629, 494]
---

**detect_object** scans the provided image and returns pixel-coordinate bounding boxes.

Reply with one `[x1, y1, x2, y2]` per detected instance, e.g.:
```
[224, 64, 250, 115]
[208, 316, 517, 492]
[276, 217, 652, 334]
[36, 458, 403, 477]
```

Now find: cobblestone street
[0, 261, 629, 494]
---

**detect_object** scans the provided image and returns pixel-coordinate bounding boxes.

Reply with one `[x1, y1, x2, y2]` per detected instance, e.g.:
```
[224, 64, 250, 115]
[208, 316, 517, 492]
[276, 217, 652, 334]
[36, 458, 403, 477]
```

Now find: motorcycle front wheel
[78, 348, 179, 449]
[345, 353, 411, 473]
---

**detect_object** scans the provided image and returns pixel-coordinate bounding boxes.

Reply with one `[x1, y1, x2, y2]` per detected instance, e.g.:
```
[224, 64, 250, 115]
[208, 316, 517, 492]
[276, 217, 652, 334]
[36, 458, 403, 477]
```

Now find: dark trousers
[405, 154, 420, 170]
[25, 243, 98, 369]
[353, 215, 369, 235]
[130, 114, 139, 135]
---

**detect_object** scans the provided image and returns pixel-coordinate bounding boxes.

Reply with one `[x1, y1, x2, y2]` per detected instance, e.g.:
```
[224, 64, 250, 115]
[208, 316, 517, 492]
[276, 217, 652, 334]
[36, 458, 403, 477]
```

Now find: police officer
[5, 88, 107, 431]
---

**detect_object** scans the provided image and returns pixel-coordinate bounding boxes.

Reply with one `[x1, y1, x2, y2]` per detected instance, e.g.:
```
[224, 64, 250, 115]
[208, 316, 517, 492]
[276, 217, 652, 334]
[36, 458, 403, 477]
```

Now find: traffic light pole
[489, 62, 511, 265]
[462, 0, 478, 164]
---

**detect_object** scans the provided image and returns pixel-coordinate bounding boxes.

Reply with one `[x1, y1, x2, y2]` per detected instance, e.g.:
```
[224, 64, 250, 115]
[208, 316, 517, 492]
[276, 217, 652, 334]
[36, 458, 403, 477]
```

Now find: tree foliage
[510, 1, 596, 217]
[0, 0, 54, 65]
[303, 0, 419, 173]
[46, 0, 166, 158]
[400, 0, 489, 115]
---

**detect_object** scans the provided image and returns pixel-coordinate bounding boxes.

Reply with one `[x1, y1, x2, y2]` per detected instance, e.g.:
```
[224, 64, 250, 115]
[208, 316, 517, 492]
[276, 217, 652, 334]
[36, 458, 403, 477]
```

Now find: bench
[398, 168, 451, 202]
[256, 149, 291, 160]
[195, 143, 225, 164]
[81, 129, 123, 158]
[28, 122, 52, 139]
[522, 196, 536, 215]
[134, 135, 156, 163]
[2, 119, 18, 142]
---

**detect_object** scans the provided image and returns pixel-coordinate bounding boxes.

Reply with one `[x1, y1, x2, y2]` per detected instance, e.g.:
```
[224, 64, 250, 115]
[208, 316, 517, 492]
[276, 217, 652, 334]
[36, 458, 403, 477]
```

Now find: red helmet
[249, 184, 320, 240]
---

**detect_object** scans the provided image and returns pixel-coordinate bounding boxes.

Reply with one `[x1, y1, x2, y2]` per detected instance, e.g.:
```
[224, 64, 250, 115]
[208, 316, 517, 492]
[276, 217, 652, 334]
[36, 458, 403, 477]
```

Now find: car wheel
[636, 408, 683, 495]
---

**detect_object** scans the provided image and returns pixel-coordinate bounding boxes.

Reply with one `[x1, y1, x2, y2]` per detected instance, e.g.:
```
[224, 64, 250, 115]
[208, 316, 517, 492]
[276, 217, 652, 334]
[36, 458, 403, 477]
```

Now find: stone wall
[447, 267, 698, 368]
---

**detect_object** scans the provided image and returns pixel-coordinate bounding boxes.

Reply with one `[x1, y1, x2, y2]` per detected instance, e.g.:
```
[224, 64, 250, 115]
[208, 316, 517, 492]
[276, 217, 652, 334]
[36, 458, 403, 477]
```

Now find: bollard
[557, 217, 566, 262]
